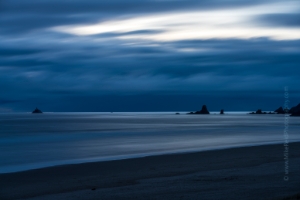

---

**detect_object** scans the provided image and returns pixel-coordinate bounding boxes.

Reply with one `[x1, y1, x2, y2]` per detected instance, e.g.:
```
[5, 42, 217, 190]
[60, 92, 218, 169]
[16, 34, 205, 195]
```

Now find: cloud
[0, 0, 291, 35]
[50, 2, 300, 40]
[1, 37, 299, 99]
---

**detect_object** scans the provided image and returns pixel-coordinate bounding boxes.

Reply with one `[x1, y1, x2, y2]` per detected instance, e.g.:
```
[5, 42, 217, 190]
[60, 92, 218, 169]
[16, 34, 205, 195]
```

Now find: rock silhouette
[256, 109, 263, 114]
[289, 103, 300, 113]
[249, 104, 300, 115]
[290, 103, 300, 116]
[249, 109, 275, 115]
[220, 109, 224, 114]
[32, 107, 42, 114]
[249, 109, 267, 114]
[188, 105, 210, 114]
[274, 107, 285, 114]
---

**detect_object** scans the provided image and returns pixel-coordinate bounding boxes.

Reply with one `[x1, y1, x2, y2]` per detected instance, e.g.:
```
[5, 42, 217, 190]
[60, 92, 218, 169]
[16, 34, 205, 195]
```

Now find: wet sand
[0, 142, 299, 200]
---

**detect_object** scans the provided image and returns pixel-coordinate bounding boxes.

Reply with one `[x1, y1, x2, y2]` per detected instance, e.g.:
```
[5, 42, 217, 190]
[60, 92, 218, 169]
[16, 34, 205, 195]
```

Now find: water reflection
[0, 112, 299, 173]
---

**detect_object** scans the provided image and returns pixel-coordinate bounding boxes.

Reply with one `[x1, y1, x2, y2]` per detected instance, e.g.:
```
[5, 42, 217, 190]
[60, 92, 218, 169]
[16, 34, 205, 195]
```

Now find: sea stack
[32, 107, 43, 114]
[196, 105, 210, 114]
[274, 107, 285, 114]
[249, 109, 266, 114]
[290, 103, 300, 116]
[188, 105, 210, 114]
[256, 109, 263, 114]
[220, 109, 224, 114]
[289, 103, 300, 113]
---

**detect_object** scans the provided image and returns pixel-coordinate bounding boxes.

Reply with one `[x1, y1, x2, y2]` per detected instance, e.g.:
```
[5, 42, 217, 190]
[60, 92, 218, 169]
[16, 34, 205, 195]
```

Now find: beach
[1, 142, 299, 200]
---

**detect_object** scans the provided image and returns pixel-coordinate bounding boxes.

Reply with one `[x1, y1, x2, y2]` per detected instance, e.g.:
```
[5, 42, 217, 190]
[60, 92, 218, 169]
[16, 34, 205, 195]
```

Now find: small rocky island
[273, 104, 300, 116]
[249, 109, 267, 114]
[249, 109, 275, 114]
[188, 105, 210, 114]
[32, 107, 43, 114]
[290, 103, 300, 116]
[249, 103, 300, 116]
[274, 107, 286, 114]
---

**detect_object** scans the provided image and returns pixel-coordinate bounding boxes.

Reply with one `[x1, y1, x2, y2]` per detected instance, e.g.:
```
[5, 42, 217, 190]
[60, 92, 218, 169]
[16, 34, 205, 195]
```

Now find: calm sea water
[0, 112, 299, 173]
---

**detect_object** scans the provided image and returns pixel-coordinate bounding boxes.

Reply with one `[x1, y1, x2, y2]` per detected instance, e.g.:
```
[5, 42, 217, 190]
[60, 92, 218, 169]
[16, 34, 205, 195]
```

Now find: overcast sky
[1, 0, 300, 112]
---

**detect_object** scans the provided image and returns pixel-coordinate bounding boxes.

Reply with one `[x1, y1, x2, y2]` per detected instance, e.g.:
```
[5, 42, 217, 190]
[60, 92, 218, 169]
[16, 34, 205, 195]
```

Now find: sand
[0, 143, 299, 200]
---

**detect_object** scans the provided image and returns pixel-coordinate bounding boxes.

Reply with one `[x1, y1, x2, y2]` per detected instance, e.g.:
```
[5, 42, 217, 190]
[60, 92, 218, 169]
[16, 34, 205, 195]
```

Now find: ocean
[0, 112, 299, 173]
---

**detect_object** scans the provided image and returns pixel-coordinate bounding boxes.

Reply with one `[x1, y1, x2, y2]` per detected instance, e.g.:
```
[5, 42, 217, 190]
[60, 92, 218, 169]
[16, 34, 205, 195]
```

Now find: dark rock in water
[32, 107, 42, 114]
[188, 105, 210, 114]
[256, 109, 263, 114]
[201, 105, 210, 114]
[289, 103, 300, 115]
[220, 109, 224, 114]
[290, 103, 300, 116]
[250, 109, 276, 114]
[274, 107, 286, 114]
[175, 112, 180, 115]
[195, 105, 210, 114]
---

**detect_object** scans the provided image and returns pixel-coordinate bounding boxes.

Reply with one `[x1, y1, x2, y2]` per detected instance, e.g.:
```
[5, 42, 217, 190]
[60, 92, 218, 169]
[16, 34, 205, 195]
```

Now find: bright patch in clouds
[52, 2, 300, 41]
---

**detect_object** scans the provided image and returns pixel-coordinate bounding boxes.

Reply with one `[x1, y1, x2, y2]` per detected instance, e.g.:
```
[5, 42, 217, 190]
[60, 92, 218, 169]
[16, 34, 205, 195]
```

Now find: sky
[0, 0, 300, 112]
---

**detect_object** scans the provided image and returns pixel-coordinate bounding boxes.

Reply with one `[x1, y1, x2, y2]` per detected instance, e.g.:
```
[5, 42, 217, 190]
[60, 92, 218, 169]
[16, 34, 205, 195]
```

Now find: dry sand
[0, 143, 299, 200]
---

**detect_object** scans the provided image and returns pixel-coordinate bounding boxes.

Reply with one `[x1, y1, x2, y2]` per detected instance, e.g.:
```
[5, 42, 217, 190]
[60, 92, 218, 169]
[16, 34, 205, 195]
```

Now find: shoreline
[1, 140, 299, 174]
[1, 142, 300, 199]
